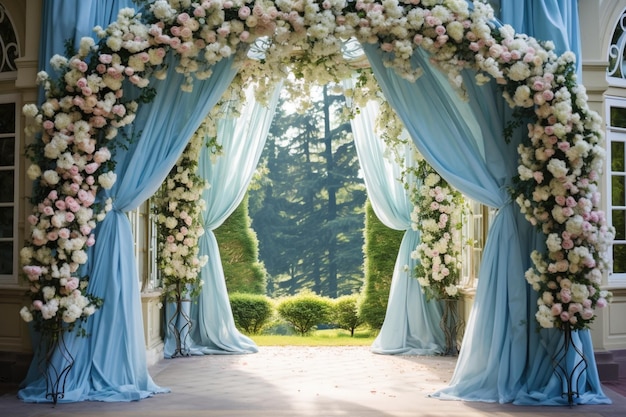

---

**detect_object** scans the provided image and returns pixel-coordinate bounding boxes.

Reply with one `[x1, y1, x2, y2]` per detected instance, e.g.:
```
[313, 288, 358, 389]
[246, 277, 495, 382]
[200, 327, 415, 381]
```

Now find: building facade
[0, 0, 625, 384]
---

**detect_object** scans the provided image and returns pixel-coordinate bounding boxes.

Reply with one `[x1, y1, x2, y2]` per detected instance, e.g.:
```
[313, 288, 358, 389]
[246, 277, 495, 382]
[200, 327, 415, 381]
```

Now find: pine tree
[249, 85, 366, 298]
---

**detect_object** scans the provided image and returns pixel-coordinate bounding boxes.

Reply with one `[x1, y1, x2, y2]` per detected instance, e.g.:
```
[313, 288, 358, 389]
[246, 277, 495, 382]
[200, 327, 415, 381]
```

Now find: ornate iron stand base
[551, 326, 588, 406]
[440, 298, 464, 356]
[40, 330, 74, 404]
[167, 298, 193, 358]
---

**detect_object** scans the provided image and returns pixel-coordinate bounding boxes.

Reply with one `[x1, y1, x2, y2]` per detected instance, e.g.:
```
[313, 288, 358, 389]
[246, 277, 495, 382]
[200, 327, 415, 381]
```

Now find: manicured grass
[251, 328, 377, 346]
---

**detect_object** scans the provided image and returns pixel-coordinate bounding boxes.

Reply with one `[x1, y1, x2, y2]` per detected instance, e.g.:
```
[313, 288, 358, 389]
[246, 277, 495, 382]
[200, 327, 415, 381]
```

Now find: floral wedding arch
[18, 0, 614, 406]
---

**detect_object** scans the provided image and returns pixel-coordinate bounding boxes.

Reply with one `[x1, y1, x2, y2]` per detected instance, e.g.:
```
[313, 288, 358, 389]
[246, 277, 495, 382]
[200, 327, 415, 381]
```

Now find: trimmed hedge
[229, 293, 273, 334]
[359, 200, 404, 329]
[276, 292, 333, 336]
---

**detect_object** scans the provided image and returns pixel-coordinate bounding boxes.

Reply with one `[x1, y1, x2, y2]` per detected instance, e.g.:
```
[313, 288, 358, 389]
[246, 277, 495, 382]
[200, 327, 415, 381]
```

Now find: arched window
[0, 3, 18, 73]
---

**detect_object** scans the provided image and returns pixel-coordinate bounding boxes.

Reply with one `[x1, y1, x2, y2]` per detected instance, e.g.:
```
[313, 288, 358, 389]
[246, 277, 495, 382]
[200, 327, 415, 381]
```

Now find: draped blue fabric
[20, 1, 239, 402]
[163, 86, 280, 356]
[37, 0, 135, 102]
[362, 0, 609, 405]
[349, 99, 445, 354]
[497, 0, 608, 405]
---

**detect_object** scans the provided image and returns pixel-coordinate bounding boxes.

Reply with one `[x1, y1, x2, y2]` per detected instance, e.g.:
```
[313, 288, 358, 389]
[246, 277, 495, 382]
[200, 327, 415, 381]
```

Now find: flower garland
[153, 120, 211, 302]
[20, 0, 614, 335]
[409, 153, 465, 300]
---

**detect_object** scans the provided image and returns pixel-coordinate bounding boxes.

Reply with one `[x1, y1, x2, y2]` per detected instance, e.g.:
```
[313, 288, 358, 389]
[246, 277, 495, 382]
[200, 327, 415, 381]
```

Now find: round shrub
[229, 292, 273, 334]
[332, 294, 363, 337]
[276, 292, 333, 336]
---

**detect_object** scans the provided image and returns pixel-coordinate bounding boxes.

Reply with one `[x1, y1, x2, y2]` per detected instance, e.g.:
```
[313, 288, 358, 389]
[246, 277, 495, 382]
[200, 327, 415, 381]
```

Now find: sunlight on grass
[251, 328, 377, 346]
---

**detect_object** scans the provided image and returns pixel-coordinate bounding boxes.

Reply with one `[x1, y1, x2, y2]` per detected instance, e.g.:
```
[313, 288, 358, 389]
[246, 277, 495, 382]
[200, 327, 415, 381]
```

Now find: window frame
[605, 96, 626, 285]
[0, 94, 19, 285]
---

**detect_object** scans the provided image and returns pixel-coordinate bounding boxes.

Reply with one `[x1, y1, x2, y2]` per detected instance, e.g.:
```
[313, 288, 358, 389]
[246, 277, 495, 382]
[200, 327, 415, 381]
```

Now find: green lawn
[251, 328, 377, 346]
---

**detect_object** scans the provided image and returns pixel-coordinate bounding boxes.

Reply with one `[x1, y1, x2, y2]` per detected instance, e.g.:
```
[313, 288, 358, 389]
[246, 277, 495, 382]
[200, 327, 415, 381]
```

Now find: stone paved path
[0, 346, 625, 417]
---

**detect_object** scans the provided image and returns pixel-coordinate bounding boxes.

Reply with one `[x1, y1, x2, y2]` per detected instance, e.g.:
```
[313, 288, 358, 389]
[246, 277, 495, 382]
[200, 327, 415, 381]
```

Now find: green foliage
[276, 291, 333, 336]
[215, 196, 267, 294]
[229, 293, 274, 334]
[249, 87, 366, 298]
[332, 294, 362, 336]
[359, 200, 404, 329]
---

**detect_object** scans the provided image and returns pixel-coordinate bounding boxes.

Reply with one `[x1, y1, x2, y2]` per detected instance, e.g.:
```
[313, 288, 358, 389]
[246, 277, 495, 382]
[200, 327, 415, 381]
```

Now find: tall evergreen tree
[249, 85, 366, 298]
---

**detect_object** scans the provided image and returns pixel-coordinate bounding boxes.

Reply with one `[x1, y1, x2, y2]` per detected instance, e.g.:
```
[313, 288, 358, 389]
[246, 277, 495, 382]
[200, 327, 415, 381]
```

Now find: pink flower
[551, 303, 563, 316]
[542, 90, 554, 101]
[176, 13, 190, 24]
[559, 311, 570, 322]
[193, 7, 206, 17]
[28, 215, 38, 225]
[238, 6, 251, 19]
[581, 308, 594, 320]
[65, 277, 79, 291]
[86, 234, 96, 247]
[99, 54, 113, 64]
[58, 228, 70, 239]
[560, 288, 572, 303]
[66, 197, 81, 213]
[561, 239, 573, 250]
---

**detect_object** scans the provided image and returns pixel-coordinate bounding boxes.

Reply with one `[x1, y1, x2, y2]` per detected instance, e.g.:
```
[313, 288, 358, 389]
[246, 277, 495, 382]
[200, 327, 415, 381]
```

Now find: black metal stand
[440, 298, 464, 356]
[551, 326, 588, 406]
[40, 329, 74, 405]
[167, 296, 193, 358]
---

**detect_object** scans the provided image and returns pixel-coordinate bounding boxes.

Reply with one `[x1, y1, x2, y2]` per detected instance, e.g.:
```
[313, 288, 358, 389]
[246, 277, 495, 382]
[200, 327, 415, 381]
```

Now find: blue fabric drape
[362, 0, 609, 405]
[20, 1, 240, 402]
[350, 99, 445, 354]
[497, 0, 606, 405]
[365, 45, 529, 402]
[162, 86, 280, 356]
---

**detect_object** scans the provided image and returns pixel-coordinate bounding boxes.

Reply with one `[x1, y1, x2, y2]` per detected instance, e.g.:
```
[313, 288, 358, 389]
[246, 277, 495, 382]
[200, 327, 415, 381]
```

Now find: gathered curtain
[162, 85, 281, 356]
[349, 97, 445, 354]
[20, 0, 239, 402]
[362, 0, 608, 405]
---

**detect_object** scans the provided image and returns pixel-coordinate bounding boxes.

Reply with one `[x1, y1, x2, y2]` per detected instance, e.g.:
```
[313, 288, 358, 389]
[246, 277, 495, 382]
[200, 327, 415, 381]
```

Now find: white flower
[26, 164, 42, 180]
[546, 158, 568, 178]
[536, 304, 555, 329]
[20, 307, 33, 322]
[42, 170, 60, 185]
[98, 171, 117, 189]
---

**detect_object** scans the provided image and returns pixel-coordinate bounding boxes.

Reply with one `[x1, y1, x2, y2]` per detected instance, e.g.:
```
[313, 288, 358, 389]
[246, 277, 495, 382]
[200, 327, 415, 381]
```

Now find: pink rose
[238, 6, 251, 19]
[560, 288, 572, 303]
[176, 13, 190, 24]
[99, 54, 113, 64]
